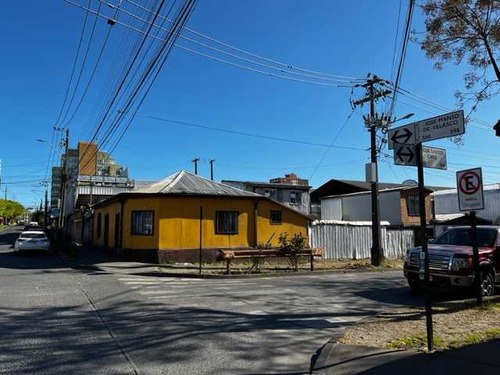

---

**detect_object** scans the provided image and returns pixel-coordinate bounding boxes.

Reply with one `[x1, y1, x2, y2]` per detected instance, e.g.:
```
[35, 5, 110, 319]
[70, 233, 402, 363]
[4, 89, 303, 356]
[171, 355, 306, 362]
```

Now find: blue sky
[1, 0, 499, 207]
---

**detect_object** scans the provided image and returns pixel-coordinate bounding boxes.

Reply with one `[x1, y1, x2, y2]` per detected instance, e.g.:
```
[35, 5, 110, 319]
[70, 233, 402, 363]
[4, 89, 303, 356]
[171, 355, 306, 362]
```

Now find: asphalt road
[0, 226, 420, 374]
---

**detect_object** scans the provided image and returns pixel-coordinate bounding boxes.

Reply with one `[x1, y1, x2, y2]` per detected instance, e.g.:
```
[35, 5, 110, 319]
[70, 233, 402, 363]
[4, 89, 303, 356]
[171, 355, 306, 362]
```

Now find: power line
[308, 109, 357, 180]
[124, 0, 363, 82]
[78, 0, 198, 174]
[59, 0, 103, 127]
[72, 0, 170, 174]
[105, 0, 362, 85]
[65, 1, 358, 88]
[387, 0, 414, 119]
[61, 0, 122, 129]
[140, 114, 366, 151]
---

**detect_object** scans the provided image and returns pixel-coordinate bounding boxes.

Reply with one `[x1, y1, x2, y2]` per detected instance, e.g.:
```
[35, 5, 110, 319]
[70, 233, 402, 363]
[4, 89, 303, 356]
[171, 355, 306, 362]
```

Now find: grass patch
[386, 328, 500, 351]
[462, 328, 500, 346]
[478, 301, 500, 311]
[386, 334, 446, 351]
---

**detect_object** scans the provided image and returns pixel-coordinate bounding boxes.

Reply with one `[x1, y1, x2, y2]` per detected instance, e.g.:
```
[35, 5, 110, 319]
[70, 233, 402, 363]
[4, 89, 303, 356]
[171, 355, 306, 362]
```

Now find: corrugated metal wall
[433, 187, 500, 224]
[310, 223, 414, 259]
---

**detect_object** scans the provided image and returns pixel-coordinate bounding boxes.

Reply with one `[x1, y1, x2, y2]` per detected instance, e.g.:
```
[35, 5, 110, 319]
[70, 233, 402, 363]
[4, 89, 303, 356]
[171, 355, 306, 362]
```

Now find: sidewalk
[56, 243, 402, 279]
[311, 339, 500, 374]
[55, 243, 161, 276]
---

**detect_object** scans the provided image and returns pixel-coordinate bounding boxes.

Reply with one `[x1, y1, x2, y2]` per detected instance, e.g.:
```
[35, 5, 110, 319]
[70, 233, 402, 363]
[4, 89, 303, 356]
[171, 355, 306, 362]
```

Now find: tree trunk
[484, 37, 500, 81]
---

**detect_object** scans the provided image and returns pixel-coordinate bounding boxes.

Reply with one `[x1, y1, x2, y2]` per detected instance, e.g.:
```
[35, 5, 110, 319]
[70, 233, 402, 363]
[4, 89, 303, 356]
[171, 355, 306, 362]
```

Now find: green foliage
[278, 232, 307, 271]
[30, 210, 45, 226]
[419, 1, 500, 114]
[0, 200, 25, 221]
[386, 334, 446, 350]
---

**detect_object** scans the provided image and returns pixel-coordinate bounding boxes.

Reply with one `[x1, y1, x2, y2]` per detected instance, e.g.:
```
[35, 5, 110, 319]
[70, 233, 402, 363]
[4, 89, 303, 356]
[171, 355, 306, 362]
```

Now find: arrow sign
[394, 144, 417, 166]
[388, 124, 416, 150]
[396, 146, 415, 163]
[394, 145, 447, 169]
[392, 128, 413, 145]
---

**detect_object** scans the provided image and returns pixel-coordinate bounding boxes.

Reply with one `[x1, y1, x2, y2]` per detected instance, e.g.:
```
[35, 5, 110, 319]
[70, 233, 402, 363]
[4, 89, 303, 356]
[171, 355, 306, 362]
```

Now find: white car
[14, 231, 50, 252]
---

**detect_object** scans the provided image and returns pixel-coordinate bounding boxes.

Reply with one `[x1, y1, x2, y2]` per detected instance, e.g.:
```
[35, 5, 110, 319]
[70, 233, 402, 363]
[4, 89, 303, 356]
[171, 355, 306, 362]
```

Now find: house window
[131, 211, 154, 235]
[97, 213, 102, 238]
[270, 210, 282, 225]
[290, 191, 301, 204]
[215, 211, 239, 234]
[407, 195, 419, 216]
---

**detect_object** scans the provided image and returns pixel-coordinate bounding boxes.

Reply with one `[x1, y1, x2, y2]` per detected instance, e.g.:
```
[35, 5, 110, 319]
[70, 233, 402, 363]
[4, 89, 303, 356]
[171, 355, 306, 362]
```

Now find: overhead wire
[124, 0, 363, 82]
[73, 0, 169, 173]
[65, 0, 360, 88]
[387, 0, 415, 120]
[308, 108, 357, 180]
[102, 0, 362, 85]
[139, 114, 366, 151]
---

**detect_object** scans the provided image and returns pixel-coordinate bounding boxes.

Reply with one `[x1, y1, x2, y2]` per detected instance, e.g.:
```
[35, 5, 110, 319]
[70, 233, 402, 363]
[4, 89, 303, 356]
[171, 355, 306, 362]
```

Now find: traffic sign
[422, 146, 447, 170]
[416, 110, 465, 143]
[388, 123, 416, 150]
[456, 168, 484, 211]
[394, 144, 416, 166]
[388, 110, 464, 149]
[393, 145, 447, 170]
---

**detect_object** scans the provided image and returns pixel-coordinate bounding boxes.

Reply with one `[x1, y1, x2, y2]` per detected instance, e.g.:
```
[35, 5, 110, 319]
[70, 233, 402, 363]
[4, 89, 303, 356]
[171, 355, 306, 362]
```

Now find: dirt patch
[338, 297, 500, 351]
[158, 258, 403, 275]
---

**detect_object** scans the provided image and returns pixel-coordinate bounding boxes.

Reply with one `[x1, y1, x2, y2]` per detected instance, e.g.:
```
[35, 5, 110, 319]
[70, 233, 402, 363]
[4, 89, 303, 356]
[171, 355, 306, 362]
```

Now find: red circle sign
[458, 171, 481, 195]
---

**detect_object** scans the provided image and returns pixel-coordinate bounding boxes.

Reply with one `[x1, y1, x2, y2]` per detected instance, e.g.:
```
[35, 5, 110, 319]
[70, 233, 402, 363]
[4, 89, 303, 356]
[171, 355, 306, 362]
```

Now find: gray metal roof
[134, 171, 262, 197]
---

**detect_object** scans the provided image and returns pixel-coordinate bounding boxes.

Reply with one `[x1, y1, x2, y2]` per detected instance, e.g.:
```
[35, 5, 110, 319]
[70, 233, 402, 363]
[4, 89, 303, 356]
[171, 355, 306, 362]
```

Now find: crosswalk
[115, 274, 364, 327]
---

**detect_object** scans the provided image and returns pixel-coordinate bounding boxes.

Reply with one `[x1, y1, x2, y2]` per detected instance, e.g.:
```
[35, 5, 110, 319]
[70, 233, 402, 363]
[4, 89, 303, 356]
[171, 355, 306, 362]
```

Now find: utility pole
[59, 128, 69, 228]
[353, 74, 392, 266]
[4, 187, 7, 201]
[209, 159, 215, 180]
[191, 158, 200, 175]
[44, 188, 48, 230]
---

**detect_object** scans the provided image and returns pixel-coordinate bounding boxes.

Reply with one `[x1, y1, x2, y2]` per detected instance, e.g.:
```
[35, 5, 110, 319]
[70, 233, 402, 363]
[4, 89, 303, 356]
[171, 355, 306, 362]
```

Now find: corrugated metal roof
[133, 170, 262, 197]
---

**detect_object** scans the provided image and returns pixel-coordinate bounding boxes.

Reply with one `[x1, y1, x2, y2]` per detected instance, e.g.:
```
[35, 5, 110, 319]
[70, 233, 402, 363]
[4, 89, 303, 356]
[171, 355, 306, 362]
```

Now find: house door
[114, 213, 120, 250]
[103, 214, 109, 249]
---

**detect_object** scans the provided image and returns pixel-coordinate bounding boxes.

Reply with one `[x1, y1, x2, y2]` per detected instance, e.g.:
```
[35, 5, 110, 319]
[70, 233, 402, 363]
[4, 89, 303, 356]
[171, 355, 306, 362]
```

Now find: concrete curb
[138, 267, 401, 279]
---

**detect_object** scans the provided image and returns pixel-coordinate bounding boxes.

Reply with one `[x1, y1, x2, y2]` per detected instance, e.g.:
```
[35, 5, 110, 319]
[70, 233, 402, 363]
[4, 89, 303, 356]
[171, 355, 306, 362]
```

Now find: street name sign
[416, 110, 465, 143]
[388, 110, 464, 149]
[388, 123, 416, 150]
[456, 168, 484, 211]
[393, 145, 447, 170]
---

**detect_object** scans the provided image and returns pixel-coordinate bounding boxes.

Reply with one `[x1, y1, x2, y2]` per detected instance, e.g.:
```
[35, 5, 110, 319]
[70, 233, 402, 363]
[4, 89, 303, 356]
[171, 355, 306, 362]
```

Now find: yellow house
[92, 171, 310, 263]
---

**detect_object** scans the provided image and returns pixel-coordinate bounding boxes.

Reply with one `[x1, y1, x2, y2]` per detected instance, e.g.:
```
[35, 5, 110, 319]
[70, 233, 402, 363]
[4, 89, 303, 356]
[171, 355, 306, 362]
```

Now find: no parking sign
[456, 168, 484, 211]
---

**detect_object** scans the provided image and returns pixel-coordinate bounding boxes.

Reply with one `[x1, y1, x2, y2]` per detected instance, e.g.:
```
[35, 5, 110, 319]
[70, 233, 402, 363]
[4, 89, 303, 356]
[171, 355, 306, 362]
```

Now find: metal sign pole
[416, 143, 433, 351]
[470, 211, 483, 305]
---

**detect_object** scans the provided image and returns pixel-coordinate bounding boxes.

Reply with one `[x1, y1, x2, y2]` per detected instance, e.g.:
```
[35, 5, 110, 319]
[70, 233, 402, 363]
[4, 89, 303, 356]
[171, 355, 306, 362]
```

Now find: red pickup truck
[403, 226, 500, 296]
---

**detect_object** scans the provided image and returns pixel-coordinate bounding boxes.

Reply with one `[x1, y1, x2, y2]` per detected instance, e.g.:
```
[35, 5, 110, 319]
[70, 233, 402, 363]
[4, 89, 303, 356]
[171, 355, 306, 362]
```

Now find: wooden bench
[216, 247, 324, 274]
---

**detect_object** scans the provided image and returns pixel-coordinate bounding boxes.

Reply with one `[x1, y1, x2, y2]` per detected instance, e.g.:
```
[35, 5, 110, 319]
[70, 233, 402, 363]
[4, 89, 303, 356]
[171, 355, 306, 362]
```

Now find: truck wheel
[481, 271, 495, 297]
[408, 278, 423, 293]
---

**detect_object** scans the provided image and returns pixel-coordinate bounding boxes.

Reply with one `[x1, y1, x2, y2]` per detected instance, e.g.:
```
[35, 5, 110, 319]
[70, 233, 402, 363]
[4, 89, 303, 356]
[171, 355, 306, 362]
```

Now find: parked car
[14, 231, 50, 252]
[403, 226, 500, 296]
[24, 225, 42, 231]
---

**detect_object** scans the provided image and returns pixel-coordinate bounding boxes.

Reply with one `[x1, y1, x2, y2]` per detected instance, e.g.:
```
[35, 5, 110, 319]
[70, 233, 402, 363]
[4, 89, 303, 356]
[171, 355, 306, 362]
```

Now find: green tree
[0, 200, 25, 222]
[420, 0, 500, 112]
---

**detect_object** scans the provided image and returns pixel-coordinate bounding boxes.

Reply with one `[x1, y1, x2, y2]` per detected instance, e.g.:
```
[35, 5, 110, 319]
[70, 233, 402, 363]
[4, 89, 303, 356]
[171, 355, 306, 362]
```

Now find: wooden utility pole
[209, 159, 215, 180]
[192, 158, 200, 175]
[44, 188, 48, 230]
[59, 128, 69, 228]
[353, 75, 391, 266]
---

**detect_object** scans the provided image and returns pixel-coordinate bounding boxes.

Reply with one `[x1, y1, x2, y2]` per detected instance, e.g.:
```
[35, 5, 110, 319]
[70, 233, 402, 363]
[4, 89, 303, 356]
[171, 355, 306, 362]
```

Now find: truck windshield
[434, 229, 497, 247]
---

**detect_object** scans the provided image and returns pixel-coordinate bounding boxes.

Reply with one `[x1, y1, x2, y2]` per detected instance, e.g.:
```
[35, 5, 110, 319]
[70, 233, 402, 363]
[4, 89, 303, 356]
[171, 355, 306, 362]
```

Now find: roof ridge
[159, 170, 185, 193]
